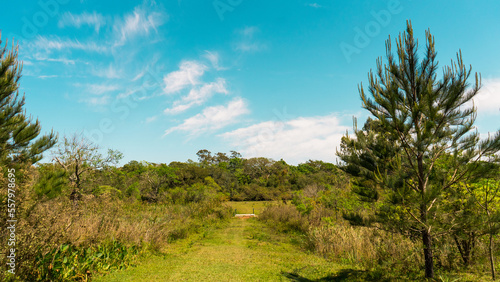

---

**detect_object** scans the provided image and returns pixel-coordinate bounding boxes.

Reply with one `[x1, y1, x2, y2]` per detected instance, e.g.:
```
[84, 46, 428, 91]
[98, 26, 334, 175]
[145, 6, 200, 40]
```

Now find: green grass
[95, 217, 353, 281]
[226, 200, 278, 215]
[93, 201, 493, 281]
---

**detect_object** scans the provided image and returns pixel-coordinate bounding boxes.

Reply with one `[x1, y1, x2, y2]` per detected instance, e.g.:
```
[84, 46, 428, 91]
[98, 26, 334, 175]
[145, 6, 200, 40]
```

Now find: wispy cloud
[32, 55, 76, 65]
[164, 78, 228, 114]
[88, 84, 120, 95]
[58, 11, 106, 33]
[84, 95, 112, 106]
[145, 116, 158, 124]
[234, 26, 267, 53]
[165, 98, 249, 136]
[221, 114, 349, 164]
[31, 35, 108, 53]
[203, 51, 227, 71]
[76, 83, 120, 106]
[114, 5, 167, 46]
[31, 3, 167, 57]
[163, 61, 208, 94]
[75, 83, 120, 96]
[307, 3, 322, 8]
[38, 75, 58, 79]
[92, 64, 120, 79]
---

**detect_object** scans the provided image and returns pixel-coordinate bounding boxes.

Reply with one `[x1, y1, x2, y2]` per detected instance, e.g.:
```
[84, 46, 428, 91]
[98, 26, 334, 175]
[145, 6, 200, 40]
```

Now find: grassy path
[96, 218, 347, 281]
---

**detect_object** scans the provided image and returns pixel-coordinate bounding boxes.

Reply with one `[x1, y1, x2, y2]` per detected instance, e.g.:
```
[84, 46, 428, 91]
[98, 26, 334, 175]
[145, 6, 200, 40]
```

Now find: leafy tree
[196, 149, 213, 167]
[169, 161, 209, 186]
[121, 160, 147, 175]
[338, 22, 500, 278]
[142, 163, 178, 202]
[0, 35, 56, 165]
[243, 157, 274, 183]
[214, 152, 229, 166]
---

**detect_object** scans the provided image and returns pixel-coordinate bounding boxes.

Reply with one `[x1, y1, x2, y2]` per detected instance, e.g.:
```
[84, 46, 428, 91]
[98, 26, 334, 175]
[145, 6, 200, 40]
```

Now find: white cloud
[84, 95, 111, 106]
[234, 26, 266, 53]
[89, 84, 119, 95]
[31, 35, 108, 53]
[203, 51, 226, 70]
[75, 83, 120, 95]
[114, 6, 167, 46]
[32, 55, 76, 65]
[145, 116, 158, 123]
[221, 114, 350, 164]
[473, 78, 500, 115]
[241, 26, 258, 37]
[38, 75, 58, 79]
[164, 98, 249, 136]
[163, 61, 208, 94]
[307, 3, 322, 8]
[76, 83, 119, 106]
[92, 64, 120, 79]
[164, 78, 228, 114]
[58, 11, 106, 33]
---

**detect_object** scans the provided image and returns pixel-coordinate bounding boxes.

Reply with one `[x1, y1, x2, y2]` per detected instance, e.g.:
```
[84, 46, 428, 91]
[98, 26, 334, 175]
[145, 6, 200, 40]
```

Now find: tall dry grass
[309, 221, 422, 270]
[0, 165, 233, 281]
[259, 204, 423, 276]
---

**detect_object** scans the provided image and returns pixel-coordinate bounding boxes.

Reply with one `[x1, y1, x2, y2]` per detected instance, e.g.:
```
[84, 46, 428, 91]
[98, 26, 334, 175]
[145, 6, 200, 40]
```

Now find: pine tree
[0, 34, 56, 165]
[338, 21, 500, 278]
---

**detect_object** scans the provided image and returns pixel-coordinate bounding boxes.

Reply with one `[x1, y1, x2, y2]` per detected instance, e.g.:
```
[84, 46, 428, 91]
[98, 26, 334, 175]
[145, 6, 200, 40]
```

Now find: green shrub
[93, 185, 122, 198]
[29, 240, 140, 281]
[125, 182, 141, 200]
[259, 204, 309, 234]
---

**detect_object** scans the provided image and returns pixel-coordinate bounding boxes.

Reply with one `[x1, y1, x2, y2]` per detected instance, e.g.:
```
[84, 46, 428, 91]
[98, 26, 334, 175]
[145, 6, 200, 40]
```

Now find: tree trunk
[75, 162, 81, 189]
[418, 155, 434, 279]
[454, 235, 467, 266]
[490, 232, 496, 280]
[423, 228, 434, 279]
[453, 233, 475, 267]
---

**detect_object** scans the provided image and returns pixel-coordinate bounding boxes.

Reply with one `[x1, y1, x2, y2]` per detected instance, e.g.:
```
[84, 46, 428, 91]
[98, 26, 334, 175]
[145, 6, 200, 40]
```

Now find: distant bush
[259, 204, 310, 234]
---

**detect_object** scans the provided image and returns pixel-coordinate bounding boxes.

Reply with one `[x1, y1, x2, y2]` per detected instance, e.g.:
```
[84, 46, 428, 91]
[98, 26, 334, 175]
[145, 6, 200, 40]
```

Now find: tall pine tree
[338, 22, 500, 278]
[0, 34, 56, 165]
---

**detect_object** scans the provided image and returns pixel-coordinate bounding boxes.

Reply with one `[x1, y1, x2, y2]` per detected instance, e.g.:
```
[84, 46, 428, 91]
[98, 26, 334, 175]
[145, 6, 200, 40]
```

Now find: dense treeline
[36, 145, 348, 204]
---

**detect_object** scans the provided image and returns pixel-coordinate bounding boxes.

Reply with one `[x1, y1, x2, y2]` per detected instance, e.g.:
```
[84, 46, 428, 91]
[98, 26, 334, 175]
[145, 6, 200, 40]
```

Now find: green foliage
[291, 191, 315, 215]
[33, 164, 68, 200]
[125, 182, 141, 200]
[122, 160, 147, 175]
[337, 21, 500, 278]
[0, 36, 56, 165]
[30, 241, 139, 281]
[111, 150, 348, 203]
[93, 185, 123, 198]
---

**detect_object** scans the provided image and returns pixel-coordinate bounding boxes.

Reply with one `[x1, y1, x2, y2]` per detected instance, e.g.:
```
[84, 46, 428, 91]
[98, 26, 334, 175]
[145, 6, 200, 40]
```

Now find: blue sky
[2, 0, 500, 165]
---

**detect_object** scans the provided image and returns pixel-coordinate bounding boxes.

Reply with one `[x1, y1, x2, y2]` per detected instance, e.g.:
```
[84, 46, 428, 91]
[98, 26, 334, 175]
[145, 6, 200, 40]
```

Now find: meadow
[2, 21, 500, 281]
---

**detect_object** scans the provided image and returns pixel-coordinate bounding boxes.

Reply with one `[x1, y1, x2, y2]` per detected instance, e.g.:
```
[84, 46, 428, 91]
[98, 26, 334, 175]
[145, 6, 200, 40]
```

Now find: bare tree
[52, 133, 123, 199]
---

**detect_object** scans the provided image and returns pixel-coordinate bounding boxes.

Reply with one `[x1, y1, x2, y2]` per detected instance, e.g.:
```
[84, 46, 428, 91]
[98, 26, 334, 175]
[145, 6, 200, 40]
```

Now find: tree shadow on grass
[282, 268, 392, 282]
